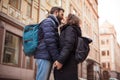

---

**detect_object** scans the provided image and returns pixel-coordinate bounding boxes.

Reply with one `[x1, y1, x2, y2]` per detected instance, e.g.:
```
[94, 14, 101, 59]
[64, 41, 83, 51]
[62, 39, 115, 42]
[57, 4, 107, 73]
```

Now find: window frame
[26, 56, 33, 69]
[101, 51, 106, 56]
[102, 62, 106, 68]
[26, 0, 33, 18]
[9, 0, 21, 10]
[2, 31, 21, 67]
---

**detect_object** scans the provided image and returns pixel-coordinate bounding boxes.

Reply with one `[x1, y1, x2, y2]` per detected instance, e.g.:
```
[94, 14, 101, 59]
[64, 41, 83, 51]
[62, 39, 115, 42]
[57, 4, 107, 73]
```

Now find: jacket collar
[60, 24, 82, 36]
[47, 14, 60, 27]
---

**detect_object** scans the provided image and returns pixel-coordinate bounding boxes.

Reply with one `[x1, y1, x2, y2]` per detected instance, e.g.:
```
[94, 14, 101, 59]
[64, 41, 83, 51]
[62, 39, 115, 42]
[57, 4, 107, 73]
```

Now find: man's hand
[53, 61, 63, 70]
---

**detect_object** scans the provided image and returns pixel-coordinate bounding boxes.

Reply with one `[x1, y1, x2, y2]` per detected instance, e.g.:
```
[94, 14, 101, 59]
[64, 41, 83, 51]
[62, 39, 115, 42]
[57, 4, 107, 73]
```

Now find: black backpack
[73, 27, 92, 63]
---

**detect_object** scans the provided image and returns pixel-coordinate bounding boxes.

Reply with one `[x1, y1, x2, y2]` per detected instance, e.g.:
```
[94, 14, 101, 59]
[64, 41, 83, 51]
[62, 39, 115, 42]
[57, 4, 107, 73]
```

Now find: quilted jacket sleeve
[41, 20, 59, 61]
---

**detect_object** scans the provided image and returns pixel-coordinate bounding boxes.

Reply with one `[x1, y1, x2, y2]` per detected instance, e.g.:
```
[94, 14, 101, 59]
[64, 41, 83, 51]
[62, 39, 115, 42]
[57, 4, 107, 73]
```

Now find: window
[103, 71, 109, 79]
[26, 57, 33, 69]
[0, 26, 4, 63]
[106, 40, 109, 44]
[22, 55, 33, 69]
[9, 0, 21, 10]
[34, 8, 39, 23]
[107, 50, 109, 56]
[101, 40, 105, 45]
[108, 62, 110, 69]
[102, 63, 106, 68]
[102, 51, 106, 56]
[26, 0, 33, 17]
[3, 32, 20, 66]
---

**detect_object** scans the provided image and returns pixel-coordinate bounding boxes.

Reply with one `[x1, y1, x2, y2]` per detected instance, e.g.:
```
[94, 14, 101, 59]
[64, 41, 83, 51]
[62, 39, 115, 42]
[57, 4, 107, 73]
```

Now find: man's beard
[57, 16, 62, 24]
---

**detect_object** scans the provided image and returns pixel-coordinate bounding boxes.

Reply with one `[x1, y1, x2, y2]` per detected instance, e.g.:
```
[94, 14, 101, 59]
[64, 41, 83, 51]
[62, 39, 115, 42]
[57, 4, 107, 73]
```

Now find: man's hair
[50, 6, 64, 14]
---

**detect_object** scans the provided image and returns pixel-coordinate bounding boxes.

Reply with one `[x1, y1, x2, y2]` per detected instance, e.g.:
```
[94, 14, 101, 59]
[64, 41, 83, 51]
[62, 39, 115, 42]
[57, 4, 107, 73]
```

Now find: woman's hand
[53, 61, 63, 70]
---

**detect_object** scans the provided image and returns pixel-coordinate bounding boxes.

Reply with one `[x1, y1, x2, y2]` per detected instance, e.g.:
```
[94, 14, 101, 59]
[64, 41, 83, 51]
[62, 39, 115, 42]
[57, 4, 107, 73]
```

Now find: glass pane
[102, 51, 106, 56]
[26, 4, 31, 17]
[9, 0, 17, 7]
[26, 57, 30, 69]
[26, 57, 32, 69]
[34, 8, 39, 22]
[9, 0, 20, 9]
[3, 32, 20, 65]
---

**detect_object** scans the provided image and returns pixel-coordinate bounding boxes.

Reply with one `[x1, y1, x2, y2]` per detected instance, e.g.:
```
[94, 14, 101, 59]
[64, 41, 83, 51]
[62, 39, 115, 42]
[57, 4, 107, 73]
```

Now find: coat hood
[60, 24, 82, 37]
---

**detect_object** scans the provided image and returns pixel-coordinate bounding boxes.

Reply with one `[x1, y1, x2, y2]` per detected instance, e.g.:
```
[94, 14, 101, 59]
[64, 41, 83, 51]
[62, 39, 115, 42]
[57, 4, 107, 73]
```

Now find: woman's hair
[67, 13, 80, 26]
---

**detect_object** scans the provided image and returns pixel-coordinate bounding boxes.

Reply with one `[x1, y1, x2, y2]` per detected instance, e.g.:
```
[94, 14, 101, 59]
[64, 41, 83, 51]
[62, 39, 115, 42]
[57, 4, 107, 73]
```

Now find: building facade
[99, 21, 120, 80]
[0, 0, 40, 80]
[0, 0, 100, 80]
[81, 0, 100, 80]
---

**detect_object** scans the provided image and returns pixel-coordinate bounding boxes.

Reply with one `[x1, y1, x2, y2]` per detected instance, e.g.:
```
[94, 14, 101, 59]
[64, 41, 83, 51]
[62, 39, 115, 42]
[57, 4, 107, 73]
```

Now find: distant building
[99, 21, 120, 80]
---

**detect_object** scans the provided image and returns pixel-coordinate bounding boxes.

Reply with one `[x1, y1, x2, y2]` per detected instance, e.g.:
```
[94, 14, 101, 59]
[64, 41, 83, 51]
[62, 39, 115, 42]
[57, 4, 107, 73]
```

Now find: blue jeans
[36, 59, 52, 80]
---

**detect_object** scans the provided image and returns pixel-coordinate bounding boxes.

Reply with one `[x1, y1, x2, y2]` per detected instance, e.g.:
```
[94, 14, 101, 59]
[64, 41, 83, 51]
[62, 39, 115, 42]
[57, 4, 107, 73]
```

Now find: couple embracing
[34, 6, 82, 80]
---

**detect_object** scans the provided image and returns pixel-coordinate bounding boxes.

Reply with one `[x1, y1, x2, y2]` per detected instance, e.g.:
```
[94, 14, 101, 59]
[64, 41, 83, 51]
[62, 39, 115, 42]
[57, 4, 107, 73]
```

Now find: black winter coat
[54, 24, 82, 80]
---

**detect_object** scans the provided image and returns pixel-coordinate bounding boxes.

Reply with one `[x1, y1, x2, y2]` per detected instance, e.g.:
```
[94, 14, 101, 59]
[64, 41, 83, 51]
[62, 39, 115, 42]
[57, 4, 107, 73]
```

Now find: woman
[53, 13, 82, 80]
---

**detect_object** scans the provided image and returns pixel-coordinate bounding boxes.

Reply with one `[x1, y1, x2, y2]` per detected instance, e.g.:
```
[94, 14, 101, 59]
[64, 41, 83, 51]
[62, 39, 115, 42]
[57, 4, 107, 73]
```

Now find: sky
[98, 0, 120, 44]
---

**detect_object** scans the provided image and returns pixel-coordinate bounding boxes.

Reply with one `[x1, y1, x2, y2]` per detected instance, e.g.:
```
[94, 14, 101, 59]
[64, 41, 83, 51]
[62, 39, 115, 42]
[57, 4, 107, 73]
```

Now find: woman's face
[61, 16, 68, 24]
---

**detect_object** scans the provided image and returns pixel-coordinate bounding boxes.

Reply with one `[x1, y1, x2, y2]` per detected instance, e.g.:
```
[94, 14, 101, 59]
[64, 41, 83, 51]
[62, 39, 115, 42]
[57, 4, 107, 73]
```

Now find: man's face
[56, 10, 64, 24]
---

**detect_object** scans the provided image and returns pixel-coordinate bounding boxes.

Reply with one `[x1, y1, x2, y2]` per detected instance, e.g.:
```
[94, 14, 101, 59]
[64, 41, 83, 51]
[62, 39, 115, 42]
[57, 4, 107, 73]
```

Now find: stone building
[0, 0, 39, 80]
[0, 0, 100, 80]
[99, 21, 120, 80]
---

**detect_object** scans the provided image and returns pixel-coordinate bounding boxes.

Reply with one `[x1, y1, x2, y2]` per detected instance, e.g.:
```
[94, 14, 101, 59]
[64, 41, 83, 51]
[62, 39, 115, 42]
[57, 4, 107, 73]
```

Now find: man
[34, 7, 64, 80]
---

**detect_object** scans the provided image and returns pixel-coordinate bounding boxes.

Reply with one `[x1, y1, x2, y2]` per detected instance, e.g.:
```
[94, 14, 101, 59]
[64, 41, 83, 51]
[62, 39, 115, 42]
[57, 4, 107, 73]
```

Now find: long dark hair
[66, 13, 80, 27]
